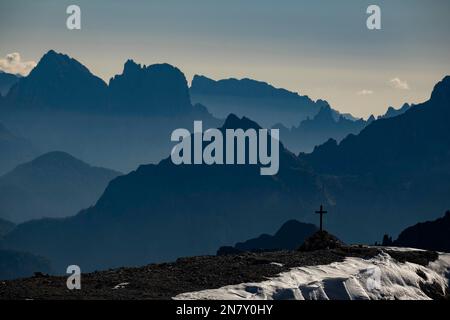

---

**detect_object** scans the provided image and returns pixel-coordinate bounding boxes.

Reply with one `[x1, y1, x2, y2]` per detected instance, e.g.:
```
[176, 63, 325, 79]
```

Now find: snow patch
[113, 282, 129, 290]
[174, 250, 450, 300]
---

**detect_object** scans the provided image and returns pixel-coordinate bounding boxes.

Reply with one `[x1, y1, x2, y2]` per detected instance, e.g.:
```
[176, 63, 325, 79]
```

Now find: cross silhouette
[315, 204, 328, 232]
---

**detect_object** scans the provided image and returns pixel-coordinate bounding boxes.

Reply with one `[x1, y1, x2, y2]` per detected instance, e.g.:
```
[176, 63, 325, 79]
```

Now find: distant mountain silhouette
[0, 151, 121, 223]
[274, 104, 368, 153]
[0, 122, 37, 175]
[108, 60, 197, 116]
[1, 115, 326, 271]
[377, 103, 411, 120]
[393, 211, 450, 253]
[190, 75, 334, 127]
[0, 249, 51, 280]
[0, 71, 20, 96]
[0, 218, 15, 237]
[3, 50, 108, 111]
[218, 220, 318, 254]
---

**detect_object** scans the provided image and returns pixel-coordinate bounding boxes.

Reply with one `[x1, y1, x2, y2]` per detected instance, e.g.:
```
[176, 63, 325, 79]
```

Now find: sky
[1, 0, 449, 118]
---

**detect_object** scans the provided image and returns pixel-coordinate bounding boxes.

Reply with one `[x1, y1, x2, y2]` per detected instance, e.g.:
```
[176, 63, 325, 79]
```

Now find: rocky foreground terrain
[0, 246, 447, 300]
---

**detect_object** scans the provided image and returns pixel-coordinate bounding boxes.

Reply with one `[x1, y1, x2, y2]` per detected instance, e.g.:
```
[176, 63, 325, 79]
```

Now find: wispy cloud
[389, 77, 409, 90]
[0, 53, 36, 76]
[357, 89, 374, 95]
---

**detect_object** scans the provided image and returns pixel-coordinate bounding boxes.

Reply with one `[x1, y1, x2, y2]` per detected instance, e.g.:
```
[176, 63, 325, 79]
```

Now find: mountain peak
[430, 75, 450, 103]
[222, 114, 262, 130]
[123, 59, 142, 74]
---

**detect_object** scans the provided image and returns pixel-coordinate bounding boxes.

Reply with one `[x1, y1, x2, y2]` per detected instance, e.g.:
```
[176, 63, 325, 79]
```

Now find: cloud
[0, 52, 37, 76]
[389, 77, 409, 90]
[357, 89, 374, 95]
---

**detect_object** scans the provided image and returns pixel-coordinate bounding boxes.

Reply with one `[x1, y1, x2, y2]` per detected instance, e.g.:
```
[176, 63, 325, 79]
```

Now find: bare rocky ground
[0, 246, 442, 300]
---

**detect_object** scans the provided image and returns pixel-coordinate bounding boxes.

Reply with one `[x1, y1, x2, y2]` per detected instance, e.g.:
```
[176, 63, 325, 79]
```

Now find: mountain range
[0, 50, 220, 173]
[3, 72, 450, 272]
[0, 151, 121, 223]
[1, 50, 449, 274]
[190, 74, 334, 127]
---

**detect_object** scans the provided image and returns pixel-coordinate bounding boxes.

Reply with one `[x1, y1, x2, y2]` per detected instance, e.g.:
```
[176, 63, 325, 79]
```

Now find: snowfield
[174, 249, 450, 300]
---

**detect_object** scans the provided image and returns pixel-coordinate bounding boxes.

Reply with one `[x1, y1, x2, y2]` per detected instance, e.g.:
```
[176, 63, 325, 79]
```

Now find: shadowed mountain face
[190, 75, 330, 127]
[0, 122, 37, 176]
[0, 71, 20, 96]
[223, 220, 318, 253]
[0, 151, 121, 223]
[3, 50, 108, 111]
[274, 105, 368, 154]
[393, 211, 450, 253]
[1, 115, 325, 272]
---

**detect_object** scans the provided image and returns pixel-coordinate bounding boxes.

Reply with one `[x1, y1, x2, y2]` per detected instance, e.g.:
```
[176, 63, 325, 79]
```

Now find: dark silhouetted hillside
[0, 151, 121, 223]
[219, 220, 318, 254]
[0, 71, 20, 96]
[393, 211, 450, 253]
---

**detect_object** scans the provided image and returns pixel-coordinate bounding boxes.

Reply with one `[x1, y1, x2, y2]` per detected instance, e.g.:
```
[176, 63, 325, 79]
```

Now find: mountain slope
[0, 71, 20, 96]
[219, 220, 318, 253]
[0, 151, 121, 223]
[393, 211, 450, 252]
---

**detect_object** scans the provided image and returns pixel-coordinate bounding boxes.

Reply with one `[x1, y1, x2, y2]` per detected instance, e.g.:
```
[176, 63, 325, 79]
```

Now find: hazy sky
[1, 0, 449, 118]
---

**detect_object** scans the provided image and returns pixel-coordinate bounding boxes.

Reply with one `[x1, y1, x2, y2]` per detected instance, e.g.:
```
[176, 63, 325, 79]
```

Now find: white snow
[112, 282, 129, 290]
[174, 249, 450, 300]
